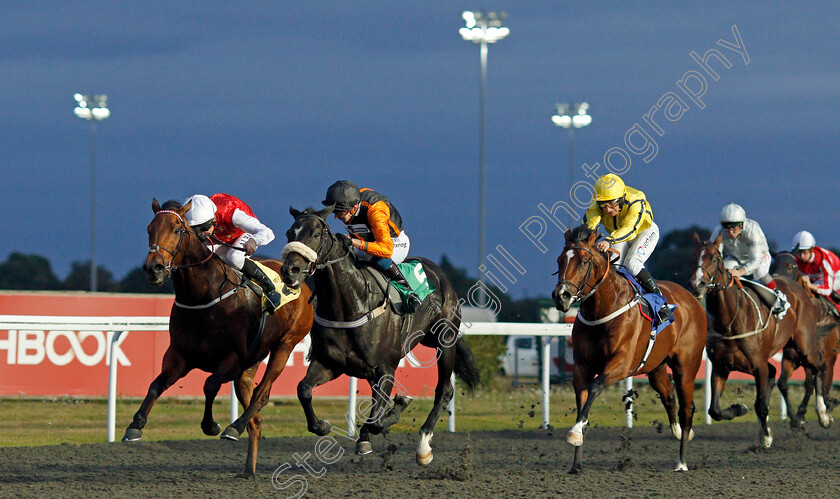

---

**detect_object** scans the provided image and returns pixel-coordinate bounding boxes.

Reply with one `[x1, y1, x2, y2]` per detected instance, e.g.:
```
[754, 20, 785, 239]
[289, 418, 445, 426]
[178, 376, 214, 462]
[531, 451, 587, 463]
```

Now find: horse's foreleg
[223, 343, 294, 441]
[824, 352, 839, 411]
[232, 366, 260, 478]
[646, 364, 680, 439]
[201, 355, 240, 437]
[355, 371, 397, 456]
[416, 346, 456, 467]
[753, 363, 773, 448]
[777, 353, 805, 428]
[297, 360, 340, 437]
[123, 349, 188, 442]
[708, 365, 747, 421]
[670, 361, 697, 472]
[812, 363, 833, 428]
[568, 366, 609, 475]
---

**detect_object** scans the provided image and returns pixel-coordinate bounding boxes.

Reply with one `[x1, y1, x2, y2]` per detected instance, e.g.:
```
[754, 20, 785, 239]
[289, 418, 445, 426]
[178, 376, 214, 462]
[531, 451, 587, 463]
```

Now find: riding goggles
[721, 222, 743, 230]
[597, 199, 620, 209]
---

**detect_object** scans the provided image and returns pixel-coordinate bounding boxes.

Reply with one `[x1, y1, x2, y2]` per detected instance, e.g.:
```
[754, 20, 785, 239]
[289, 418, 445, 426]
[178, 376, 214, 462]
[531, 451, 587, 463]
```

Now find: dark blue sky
[2, 1, 838, 298]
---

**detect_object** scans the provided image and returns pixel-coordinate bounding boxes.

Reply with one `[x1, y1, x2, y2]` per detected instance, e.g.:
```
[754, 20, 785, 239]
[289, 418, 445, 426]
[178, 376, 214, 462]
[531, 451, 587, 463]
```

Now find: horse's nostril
[153, 264, 164, 273]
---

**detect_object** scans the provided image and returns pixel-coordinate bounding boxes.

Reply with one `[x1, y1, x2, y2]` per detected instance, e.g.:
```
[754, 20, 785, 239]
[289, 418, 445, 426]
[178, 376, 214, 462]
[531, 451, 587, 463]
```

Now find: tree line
[4, 225, 823, 297]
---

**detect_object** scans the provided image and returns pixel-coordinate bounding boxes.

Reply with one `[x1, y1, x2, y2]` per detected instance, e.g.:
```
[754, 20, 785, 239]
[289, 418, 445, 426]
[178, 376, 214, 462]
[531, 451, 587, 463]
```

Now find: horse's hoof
[122, 428, 142, 442]
[789, 417, 806, 429]
[356, 441, 373, 455]
[819, 414, 834, 429]
[416, 451, 433, 466]
[762, 428, 773, 448]
[566, 431, 583, 447]
[735, 404, 749, 417]
[309, 420, 331, 437]
[220, 426, 240, 441]
[568, 464, 582, 475]
[202, 421, 222, 436]
[395, 394, 414, 408]
[235, 472, 255, 480]
[566, 420, 587, 447]
[674, 461, 688, 472]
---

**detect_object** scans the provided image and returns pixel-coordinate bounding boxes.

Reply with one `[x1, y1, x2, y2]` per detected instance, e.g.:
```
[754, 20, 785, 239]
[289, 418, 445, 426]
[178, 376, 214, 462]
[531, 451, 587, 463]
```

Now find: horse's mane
[570, 225, 595, 243]
[301, 207, 319, 216]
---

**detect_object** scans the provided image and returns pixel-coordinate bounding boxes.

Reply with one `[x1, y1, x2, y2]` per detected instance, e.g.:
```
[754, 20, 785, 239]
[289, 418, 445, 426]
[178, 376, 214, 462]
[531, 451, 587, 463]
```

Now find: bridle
[288, 214, 351, 275]
[148, 210, 215, 276]
[554, 245, 612, 302]
[695, 247, 735, 292]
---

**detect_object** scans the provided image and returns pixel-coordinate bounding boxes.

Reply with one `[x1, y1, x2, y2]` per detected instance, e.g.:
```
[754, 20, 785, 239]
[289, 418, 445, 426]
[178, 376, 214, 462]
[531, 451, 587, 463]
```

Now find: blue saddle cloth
[614, 266, 676, 335]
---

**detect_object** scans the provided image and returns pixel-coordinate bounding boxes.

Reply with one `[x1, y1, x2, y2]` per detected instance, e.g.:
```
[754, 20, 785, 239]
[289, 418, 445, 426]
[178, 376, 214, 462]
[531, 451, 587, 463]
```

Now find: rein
[556, 246, 612, 303]
[286, 213, 389, 328]
[699, 249, 775, 340]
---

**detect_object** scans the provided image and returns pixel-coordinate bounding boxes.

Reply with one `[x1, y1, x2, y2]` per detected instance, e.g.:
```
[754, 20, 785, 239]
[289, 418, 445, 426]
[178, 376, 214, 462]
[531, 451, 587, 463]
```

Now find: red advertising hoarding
[0, 291, 441, 398]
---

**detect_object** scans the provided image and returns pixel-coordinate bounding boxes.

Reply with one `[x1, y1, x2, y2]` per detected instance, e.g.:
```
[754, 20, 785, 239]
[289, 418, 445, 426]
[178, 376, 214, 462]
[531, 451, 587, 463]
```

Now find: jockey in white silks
[710, 203, 789, 317]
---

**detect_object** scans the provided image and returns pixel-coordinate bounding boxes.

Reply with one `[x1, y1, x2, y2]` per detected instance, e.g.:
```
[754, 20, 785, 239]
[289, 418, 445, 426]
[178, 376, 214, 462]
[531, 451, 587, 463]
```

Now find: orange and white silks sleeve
[363, 200, 395, 258]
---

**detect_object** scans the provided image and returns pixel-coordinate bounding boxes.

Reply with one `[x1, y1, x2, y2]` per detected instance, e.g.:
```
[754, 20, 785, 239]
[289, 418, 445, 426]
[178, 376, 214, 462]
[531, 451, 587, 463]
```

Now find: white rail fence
[1, 315, 789, 442]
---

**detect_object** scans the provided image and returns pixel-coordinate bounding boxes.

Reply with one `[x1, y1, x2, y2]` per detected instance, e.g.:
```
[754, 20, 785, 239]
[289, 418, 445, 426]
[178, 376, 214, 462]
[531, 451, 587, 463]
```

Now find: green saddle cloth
[392, 261, 435, 303]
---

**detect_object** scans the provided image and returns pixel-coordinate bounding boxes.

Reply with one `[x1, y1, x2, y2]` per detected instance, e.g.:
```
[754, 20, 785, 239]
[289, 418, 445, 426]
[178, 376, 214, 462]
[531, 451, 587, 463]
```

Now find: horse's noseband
[556, 246, 605, 302]
[148, 210, 213, 275]
[696, 252, 733, 292]
[287, 214, 351, 273]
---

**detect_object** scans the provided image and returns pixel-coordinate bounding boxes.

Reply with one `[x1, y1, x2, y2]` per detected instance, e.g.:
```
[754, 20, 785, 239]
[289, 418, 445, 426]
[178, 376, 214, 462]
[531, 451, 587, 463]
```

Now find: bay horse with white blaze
[123, 199, 314, 477]
[552, 226, 707, 473]
[691, 234, 827, 447]
[280, 206, 480, 466]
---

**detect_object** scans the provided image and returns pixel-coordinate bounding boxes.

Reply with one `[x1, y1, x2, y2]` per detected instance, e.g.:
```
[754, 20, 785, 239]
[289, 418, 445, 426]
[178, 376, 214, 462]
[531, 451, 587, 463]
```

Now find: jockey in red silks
[184, 193, 283, 312]
[791, 230, 840, 308]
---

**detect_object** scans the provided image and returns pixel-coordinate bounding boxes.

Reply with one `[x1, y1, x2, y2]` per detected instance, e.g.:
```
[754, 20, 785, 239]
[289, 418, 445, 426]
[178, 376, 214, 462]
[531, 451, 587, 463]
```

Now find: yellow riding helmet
[594, 174, 626, 202]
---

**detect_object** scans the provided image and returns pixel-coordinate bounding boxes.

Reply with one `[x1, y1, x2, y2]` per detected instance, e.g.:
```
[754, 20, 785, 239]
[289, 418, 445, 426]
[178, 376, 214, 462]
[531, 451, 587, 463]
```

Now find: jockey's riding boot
[636, 268, 673, 323]
[241, 259, 283, 313]
[383, 263, 422, 313]
[831, 290, 840, 304]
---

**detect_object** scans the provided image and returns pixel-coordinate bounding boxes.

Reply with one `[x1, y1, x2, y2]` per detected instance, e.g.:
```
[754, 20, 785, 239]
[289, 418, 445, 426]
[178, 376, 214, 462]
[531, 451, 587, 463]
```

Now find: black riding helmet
[322, 180, 361, 211]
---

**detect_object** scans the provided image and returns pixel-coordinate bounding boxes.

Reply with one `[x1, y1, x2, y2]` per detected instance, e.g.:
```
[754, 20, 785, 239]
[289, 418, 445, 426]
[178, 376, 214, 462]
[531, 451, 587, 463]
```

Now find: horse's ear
[693, 232, 702, 245]
[182, 200, 192, 215]
[563, 229, 572, 242]
[714, 232, 723, 246]
[318, 204, 335, 219]
[152, 198, 161, 213]
[587, 230, 599, 246]
[289, 206, 302, 219]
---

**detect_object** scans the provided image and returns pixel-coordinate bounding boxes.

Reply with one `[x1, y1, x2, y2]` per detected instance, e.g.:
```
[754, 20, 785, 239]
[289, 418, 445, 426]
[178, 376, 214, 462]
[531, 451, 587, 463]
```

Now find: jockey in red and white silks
[184, 193, 283, 311]
[185, 193, 275, 271]
[791, 230, 840, 298]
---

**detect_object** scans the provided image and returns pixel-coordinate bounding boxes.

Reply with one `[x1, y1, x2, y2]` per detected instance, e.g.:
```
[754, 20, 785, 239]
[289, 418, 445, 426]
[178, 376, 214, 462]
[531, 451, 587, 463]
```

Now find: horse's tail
[454, 336, 481, 394]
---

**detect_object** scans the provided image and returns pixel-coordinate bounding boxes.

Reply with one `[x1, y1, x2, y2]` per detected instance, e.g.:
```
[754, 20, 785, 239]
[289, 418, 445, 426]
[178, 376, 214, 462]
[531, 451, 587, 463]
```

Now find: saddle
[614, 266, 676, 335]
[815, 293, 840, 320]
[244, 262, 301, 314]
[736, 278, 779, 310]
[359, 260, 437, 316]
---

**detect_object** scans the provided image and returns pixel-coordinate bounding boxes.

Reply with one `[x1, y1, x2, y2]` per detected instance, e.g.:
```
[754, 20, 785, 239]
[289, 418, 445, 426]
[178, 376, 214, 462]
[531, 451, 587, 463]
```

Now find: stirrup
[657, 306, 673, 323]
[265, 289, 283, 314]
[404, 293, 422, 313]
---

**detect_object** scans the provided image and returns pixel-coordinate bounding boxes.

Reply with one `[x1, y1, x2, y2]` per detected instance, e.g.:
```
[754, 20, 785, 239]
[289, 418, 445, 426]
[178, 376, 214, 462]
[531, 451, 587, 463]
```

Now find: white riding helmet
[184, 194, 217, 226]
[719, 203, 746, 224]
[791, 230, 816, 251]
